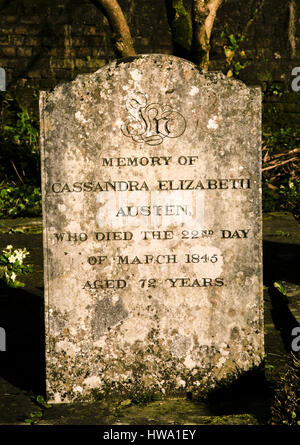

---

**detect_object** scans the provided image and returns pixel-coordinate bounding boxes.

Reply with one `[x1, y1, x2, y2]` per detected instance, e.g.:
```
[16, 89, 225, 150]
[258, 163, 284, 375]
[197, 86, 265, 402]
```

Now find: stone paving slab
[263, 212, 300, 244]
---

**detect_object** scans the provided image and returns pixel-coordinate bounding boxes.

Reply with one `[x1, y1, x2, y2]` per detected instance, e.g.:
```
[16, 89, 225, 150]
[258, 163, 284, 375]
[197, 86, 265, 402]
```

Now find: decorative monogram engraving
[121, 92, 186, 146]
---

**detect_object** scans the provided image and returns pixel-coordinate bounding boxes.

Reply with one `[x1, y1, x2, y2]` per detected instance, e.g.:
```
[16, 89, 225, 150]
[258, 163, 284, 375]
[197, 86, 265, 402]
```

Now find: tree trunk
[192, 0, 223, 70]
[92, 0, 136, 58]
[94, 0, 222, 68]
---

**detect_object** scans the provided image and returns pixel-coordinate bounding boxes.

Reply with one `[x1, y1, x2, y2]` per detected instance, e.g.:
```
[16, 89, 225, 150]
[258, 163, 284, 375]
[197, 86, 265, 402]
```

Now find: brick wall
[0, 0, 299, 127]
[212, 0, 300, 128]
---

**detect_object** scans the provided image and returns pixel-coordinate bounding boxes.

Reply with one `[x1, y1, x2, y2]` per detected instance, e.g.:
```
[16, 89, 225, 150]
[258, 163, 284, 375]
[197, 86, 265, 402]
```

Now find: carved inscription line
[82, 277, 225, 290]
[53, 229, 251, 242]
[50, 178, 252, 193]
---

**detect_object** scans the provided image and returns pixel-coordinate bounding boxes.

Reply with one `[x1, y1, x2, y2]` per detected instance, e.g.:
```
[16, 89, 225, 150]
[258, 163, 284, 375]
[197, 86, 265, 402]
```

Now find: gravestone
[0, 327, 5, 351]
[0, 67, 6, 91]
[40, 54, 263, 403]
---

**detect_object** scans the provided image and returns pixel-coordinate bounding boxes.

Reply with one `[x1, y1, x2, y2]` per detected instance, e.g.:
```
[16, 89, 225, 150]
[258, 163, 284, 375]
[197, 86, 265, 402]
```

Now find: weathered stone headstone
[40, 54, 263, 403]
[0, 327, 6, 351]
[0, 67, 6, 91]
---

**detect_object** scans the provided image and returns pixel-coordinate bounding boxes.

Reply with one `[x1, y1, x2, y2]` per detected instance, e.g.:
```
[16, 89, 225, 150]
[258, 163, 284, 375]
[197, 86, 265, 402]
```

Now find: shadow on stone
[0, 287, 46, 396]
[263, 241, 300, 285]
[203, 367, 271, 423]
[263, 241, 300, 352]
[268, 285, 299, 352]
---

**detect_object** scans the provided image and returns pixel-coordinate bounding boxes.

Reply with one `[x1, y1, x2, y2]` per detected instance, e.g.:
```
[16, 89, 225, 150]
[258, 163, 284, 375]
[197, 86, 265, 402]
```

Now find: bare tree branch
[92, 0, 136, 58]
[289, 1, 296, 59]
[262, 157, 298, 172]
[193, 0, 223, 69]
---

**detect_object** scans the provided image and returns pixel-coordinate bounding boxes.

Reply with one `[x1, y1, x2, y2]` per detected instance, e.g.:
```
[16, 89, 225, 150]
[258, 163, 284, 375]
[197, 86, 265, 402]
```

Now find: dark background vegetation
[0, 0, 299, 218]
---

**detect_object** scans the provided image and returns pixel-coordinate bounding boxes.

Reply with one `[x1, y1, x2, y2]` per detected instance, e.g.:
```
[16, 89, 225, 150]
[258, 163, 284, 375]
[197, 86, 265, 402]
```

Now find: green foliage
[270, 353, 300, 425]
[274, 230, 290, 238]
[24, 411, 43, 425]
[263, 127, 299, 151]
[0, 92, 41, 218]
[0, 182, 41, 218]
[273, 281, 287, 296]
[221, 32, 248, 78]
[35, 394, 52, 409]
[265, 363, 274, 373]
[24, 395, 51, 425]
[0, 244, 33, 288]
[0, 92, 40, 185]
[263, 355, 274, 375]
[262, 83, 284, 98]
[169, 0, 192, 53]
[279, 180, 299, 219]
[221, 1, 264, 78]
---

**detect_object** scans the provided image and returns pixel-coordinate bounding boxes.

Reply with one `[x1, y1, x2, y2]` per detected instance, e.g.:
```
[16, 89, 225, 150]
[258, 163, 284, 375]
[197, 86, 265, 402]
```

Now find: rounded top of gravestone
[41, 54, 260, 154]
[45, 54, 253, 98]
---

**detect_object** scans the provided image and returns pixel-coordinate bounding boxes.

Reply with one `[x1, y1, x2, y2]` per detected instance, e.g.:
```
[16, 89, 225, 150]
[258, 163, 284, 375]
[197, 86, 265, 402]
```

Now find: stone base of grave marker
[40, 54, 263, 403]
